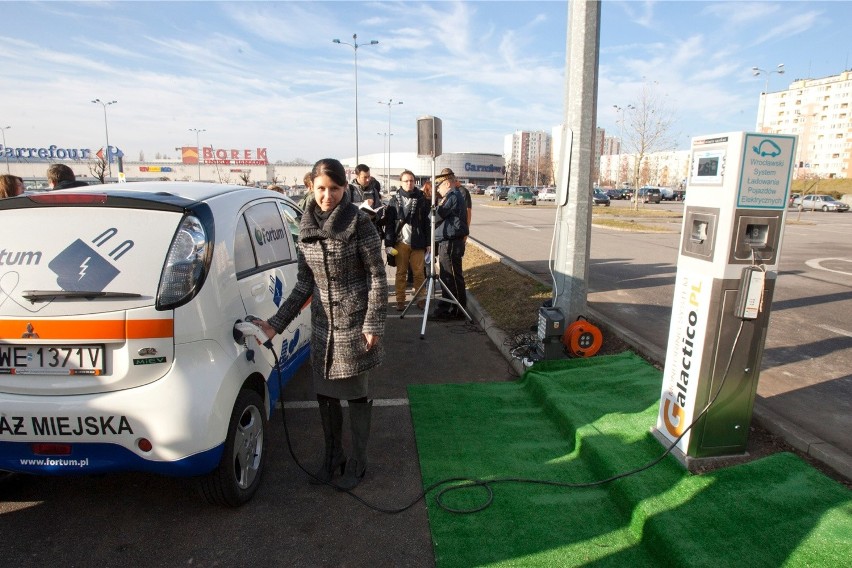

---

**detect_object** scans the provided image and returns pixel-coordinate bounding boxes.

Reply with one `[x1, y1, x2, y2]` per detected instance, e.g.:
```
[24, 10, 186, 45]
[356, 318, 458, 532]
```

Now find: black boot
[337, 400, 373, 490]
[310, 398, 346, 485]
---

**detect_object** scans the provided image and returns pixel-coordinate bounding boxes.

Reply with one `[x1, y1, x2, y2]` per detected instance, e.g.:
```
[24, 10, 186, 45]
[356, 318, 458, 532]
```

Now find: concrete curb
[467, 238, 852, 482]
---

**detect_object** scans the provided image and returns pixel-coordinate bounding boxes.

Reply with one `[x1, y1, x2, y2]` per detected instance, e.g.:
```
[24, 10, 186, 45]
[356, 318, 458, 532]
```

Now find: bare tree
[623, 81, 678, 209]
[89, 157, 107, 184]
[239, 172, 252, 186]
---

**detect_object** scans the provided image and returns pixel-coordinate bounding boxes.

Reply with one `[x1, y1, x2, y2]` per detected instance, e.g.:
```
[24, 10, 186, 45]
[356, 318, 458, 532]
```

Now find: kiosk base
[650, 427, 751, 473]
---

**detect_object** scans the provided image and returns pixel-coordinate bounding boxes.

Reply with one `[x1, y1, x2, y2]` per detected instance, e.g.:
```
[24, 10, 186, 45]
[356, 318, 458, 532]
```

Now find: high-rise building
[503, 130, 552, 185]
[758, 69, 852, 179]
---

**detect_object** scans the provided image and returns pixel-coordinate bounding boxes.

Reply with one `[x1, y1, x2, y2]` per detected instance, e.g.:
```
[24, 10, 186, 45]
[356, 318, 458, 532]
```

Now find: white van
[0, 182, 311, 506]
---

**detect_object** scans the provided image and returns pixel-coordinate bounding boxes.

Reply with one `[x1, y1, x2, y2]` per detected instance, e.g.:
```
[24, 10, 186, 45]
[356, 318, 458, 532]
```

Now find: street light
[189, 128, 206, 181]
[752, 63, 785, 132]
[332, 33, 379, 166]
[91, 99, 117, 179]
[613, 104, 634, 187]
[377, 132, 388, 189]
[0, 126, 10, 174]
[378, 99, 402, 190]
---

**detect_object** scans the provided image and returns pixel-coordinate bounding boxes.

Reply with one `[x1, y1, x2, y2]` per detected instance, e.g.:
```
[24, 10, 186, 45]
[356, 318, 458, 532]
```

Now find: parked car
[484, 185, 500, 197]
[537, 187, 557, 202]
[492, 185, 509, 201]
[797, 194, 849, 212]
[507, 186, 536, 205]
[605, 189, 622, 200]
[0, 182, 311, 506]
[659, 187, 676, 201]
[638, 186, 662, 204]
[593, 188, 611, 206]
[789, 193, 801, 207]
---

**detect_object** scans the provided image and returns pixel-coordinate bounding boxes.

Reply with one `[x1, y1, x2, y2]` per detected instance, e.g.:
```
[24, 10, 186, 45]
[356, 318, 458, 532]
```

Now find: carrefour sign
[1, 144, 93, 160]
[464, 162, 505, 174]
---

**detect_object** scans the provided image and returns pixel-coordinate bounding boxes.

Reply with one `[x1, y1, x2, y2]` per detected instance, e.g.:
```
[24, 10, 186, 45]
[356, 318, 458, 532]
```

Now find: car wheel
[532, 200, 537, 206]
[199, 388, 266, 507]
[822, 205, 829, 212]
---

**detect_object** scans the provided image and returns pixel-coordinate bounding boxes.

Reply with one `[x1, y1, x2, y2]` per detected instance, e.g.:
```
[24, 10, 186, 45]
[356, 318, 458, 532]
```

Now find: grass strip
[409, 352, 852, 567]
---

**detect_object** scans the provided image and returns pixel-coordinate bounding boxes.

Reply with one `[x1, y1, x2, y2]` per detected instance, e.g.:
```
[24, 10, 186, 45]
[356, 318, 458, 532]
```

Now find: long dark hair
[310, 158, 347, 187]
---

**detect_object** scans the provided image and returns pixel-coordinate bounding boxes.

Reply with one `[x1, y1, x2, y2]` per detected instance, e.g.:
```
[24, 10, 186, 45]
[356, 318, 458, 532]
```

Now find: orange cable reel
[561, 316, 603, 357]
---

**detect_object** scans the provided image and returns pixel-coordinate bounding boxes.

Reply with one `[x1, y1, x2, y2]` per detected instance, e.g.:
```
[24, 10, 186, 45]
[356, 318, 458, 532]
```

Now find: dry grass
[462, 244, 551, 332]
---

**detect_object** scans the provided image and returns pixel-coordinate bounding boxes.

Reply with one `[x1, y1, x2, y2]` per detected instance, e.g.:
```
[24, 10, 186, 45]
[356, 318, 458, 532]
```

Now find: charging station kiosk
[652, 131, 797, 467]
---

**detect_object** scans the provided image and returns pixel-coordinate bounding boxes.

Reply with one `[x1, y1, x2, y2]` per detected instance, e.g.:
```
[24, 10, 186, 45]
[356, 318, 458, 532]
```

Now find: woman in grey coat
[258, 158, 387, 490]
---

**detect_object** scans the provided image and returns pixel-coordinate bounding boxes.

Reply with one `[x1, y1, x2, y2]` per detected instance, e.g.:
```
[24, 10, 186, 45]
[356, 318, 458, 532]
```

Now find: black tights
[317, 394, 367, 404]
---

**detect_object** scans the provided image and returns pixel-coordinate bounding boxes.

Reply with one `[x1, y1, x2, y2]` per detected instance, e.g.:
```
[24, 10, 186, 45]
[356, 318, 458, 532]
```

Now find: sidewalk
[466, 239, 852, 483]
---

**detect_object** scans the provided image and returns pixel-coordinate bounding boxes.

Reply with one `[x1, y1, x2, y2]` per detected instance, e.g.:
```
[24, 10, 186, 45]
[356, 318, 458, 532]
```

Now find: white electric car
[0, 182, 311, 506]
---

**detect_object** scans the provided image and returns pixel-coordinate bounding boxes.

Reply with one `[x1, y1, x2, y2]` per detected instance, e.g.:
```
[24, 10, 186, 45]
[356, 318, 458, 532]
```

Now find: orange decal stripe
[0, 319, 173, 341]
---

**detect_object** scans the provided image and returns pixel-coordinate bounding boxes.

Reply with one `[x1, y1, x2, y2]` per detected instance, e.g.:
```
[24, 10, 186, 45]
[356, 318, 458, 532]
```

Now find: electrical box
[653, 131, 796, 467]
[537, 306, 565, 360]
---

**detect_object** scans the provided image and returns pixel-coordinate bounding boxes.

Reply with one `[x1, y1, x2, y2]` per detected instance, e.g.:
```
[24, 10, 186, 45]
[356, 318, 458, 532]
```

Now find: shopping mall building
[1, 142, 506, 192]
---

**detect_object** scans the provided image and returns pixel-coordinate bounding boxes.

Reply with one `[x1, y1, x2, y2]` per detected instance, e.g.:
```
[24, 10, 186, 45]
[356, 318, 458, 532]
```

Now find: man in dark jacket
[351, 163, 384, 237]
[351, 164, 382, 207]
[383, 169, 430, 311]
[432, 168, 469, 319]
[47, 164, 89, 190]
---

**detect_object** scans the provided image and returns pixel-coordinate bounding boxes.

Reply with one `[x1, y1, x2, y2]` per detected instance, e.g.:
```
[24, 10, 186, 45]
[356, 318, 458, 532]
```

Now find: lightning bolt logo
[79, 256, 91, 281]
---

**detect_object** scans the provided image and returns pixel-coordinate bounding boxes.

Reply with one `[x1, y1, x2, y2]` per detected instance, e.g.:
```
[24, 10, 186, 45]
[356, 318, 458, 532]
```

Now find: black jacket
[384, 187, 430, 249]
[53, 180, 89, 190]
[435, 187, 469, 242]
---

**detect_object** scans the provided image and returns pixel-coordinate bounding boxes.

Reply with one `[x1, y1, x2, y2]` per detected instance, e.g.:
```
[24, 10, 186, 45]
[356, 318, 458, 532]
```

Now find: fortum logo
[254, 226, 287, 246]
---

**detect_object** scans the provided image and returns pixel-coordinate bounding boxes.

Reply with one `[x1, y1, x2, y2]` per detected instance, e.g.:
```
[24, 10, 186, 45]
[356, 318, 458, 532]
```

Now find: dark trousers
[437, 239, 466, 311]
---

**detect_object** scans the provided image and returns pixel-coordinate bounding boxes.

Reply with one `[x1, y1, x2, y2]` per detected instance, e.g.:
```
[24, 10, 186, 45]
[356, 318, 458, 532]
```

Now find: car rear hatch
[0, 192, 194, 395]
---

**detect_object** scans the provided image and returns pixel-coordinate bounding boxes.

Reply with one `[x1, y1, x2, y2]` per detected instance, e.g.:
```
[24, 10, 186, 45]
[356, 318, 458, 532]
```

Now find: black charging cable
[250, 318, 746, 515]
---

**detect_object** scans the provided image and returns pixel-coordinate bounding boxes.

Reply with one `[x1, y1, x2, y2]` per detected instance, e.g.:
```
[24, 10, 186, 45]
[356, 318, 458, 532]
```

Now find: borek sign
[202, 147, 268, 165]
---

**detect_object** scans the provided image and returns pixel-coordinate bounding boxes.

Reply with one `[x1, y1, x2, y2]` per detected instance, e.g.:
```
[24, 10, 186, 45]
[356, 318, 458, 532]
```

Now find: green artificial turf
[408, 352, 852, 567]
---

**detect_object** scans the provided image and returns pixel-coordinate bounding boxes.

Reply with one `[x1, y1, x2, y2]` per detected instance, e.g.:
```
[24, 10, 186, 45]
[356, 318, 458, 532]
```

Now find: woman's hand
[256, 320, 277, 340]
[364, 333, 380, 351]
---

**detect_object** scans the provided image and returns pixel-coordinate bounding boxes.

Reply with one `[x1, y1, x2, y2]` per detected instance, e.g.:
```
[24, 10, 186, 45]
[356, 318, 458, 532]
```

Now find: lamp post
[752, 63, 785, 132]
[332, 33, 379, 166]
[378, 99, 402, 191]
[377, 132, 388, 189]
[189, 128, 206, 181]
[91, 99, 117, 179]
[613, 104, 634, 187]
[0, 126, 10, 174]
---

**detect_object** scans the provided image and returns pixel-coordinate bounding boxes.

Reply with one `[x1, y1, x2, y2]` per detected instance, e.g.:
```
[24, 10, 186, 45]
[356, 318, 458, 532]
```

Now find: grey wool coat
[268, 192, 387, 381]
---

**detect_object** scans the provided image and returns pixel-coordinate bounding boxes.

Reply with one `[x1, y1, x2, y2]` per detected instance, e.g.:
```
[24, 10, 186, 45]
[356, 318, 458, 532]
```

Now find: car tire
[532, 200, 536, 206]
[822, 205, 829, 212]
[198, 388, 267, 507]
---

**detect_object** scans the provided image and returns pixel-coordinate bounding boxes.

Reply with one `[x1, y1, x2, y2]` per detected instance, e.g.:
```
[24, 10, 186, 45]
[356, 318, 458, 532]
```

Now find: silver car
[797, 194, 849, 212]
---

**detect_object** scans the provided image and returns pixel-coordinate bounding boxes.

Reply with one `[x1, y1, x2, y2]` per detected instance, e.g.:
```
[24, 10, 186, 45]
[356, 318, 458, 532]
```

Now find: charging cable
[237, 316, 746, 515]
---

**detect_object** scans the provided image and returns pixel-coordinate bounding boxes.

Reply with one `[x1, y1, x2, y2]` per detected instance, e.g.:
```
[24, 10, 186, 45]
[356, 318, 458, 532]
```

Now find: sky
[1, 1, 850, 164]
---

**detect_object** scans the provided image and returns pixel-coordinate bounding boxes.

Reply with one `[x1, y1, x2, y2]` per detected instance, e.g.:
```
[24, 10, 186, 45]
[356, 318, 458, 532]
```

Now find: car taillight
[156, 215, 211, 310]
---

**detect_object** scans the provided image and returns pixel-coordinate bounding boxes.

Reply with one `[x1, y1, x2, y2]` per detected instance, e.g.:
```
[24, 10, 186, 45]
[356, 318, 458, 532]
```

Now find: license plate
[0, 344, 105, 375]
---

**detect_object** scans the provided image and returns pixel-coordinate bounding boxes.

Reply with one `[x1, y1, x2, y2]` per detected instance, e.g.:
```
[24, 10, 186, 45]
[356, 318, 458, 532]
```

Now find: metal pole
[378, 99, 403, 191]
[92, 99, 117, 180]
[752, 64, 784, 132]
[552, 0, 601, 321]
[333, 34, 379, 166]
[189, 128, 205, 181]
[613, 104, 634, 187]
[0, 126, 10, 174]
